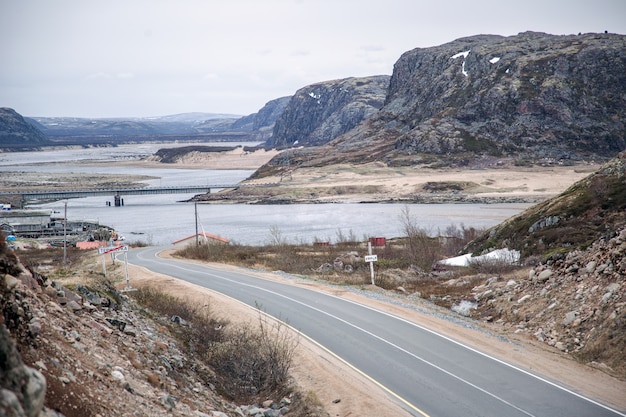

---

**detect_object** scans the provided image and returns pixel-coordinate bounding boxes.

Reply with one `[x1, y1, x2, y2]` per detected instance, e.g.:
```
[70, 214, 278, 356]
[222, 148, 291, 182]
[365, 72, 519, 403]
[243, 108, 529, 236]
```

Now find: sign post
[365, 242, 378, 285]
[98, 245, 131, 290]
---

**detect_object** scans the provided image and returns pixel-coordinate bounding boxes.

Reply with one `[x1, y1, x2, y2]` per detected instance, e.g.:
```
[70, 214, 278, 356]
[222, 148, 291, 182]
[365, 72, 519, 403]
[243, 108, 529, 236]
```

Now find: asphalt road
[126, 246, 624, 417]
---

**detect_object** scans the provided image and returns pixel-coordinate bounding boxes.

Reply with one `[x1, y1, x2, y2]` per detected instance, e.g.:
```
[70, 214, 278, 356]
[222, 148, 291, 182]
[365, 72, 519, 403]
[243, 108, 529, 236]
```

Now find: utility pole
[195, 202, 199, 246]
[63, 201, 67, 264]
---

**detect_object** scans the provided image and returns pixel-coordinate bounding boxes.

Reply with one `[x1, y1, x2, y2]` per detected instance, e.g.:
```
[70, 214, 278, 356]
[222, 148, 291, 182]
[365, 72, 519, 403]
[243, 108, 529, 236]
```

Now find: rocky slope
[0, 243, 327, 417]
[465, 152, 626, 258]
[256, 31, 625, 173]
[467, 226, 626, 378]
[0, 107, 50, 148]
[266, 76, 389, 148]
[434, 153, 626, 378]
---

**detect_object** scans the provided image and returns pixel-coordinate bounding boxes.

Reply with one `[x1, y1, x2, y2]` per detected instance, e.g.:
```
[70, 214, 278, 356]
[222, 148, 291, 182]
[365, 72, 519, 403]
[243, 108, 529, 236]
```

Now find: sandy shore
[235, 161, 599, 203]
[126, 147, 282, 170]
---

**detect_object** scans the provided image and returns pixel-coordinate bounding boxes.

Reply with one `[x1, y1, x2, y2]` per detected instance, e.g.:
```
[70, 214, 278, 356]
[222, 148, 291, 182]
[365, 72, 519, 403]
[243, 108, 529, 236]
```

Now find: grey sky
[1, 0, 624, 118]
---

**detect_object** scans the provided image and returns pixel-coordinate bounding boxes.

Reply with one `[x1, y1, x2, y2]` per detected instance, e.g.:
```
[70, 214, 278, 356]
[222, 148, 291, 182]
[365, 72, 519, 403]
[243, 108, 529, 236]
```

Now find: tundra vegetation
[176, 214, 491, 306]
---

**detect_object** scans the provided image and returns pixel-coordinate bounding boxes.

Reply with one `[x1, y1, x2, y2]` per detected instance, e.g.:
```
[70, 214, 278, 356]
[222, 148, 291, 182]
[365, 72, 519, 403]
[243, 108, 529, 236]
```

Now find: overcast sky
[1, 0, 625, 118]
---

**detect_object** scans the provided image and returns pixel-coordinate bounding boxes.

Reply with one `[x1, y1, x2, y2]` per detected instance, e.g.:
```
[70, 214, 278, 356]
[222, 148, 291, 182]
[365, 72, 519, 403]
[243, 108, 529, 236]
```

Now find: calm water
[2, 144, 530, 246]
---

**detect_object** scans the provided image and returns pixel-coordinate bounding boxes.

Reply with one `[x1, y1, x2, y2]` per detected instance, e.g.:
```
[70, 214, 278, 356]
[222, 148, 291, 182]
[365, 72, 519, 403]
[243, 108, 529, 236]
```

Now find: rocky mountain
[385, 32, 625, 161]
[464, 152, 626, 260]
[228, 96, 291, 141]
[0, 107, 50, 148]
[266, 76, 389, 148]
[260, 32, 625, 170]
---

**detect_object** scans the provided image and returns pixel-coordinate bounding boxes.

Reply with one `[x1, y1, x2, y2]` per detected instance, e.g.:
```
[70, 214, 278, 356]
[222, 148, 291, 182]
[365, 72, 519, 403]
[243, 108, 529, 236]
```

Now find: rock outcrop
[0, 325, 47, 417]
[266, 76, 389, 148]
[383, 32, 625, 161]
[471, 226, 626, 377]
[0, 108, 50, 148]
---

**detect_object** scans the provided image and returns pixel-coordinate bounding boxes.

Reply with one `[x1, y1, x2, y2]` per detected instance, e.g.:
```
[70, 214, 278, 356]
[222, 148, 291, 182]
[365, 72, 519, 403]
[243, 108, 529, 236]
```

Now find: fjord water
[3, 144, 529, 246]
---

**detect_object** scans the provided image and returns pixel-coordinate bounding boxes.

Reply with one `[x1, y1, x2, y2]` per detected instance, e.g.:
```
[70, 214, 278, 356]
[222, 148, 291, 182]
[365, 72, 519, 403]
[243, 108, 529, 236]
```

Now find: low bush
[130, 287, 298, 402]
[132, 286, 203, 323]
[209, 316, 298, 401]
[468, 257, 522, 275]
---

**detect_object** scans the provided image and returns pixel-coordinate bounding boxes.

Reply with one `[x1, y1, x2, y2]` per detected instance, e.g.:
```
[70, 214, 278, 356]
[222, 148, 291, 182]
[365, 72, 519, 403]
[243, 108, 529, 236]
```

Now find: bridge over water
[1, 185, 239, 206]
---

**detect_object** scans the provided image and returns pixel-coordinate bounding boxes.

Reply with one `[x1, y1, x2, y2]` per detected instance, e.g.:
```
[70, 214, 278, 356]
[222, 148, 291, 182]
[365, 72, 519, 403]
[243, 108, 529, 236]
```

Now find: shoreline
[193, 157, 600, 205]
[0, 149, 601, 207]
[190, 190, 549, 205]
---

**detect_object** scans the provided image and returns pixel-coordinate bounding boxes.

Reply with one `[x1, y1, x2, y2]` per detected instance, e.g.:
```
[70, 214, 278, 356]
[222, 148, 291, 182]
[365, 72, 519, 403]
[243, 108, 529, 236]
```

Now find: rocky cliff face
[266, 76, 389, 148]
[386, 31, 625, 161]
[273, 32, 625, 168]
[0, 108, 50, 148]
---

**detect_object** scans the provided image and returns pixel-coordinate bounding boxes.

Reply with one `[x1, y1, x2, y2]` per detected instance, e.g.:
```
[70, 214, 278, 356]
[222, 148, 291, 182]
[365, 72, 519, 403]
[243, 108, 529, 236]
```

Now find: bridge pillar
[114, 195, 124, 206]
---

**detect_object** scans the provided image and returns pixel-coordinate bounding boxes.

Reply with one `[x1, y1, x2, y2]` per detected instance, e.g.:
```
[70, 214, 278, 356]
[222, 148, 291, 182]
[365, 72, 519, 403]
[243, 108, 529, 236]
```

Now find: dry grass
[208, 316, 298, 401]
[129, 287, 298, 403]
[174, 222, 514, 312]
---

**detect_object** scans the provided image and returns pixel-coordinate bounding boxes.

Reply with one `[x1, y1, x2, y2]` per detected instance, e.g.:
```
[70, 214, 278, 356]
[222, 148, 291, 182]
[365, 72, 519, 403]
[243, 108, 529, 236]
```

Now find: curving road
[127, 246, 624, 417]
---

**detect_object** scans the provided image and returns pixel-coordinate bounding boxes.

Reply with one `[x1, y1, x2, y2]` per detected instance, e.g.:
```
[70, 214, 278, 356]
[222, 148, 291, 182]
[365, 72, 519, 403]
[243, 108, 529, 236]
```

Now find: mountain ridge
[266, 76, 389, 148]
[2, 31, 624, 164]
[259, 31, 625, 171]
[0, 107, 50, 148]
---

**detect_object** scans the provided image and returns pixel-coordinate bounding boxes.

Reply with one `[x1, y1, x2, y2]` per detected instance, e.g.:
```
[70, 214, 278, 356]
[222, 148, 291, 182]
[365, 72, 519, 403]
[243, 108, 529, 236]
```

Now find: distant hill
[266, 76, 389, 148]
[24, 103, 293, 146]
[0, 108, 50, 149]
[29, 113, 243, 137]
[229, 96, 291, 142]
[257, 32, 625, 172]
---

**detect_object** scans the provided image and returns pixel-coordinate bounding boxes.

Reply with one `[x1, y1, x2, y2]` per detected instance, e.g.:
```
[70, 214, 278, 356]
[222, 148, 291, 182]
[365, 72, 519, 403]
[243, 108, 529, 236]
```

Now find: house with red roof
[171, 232, 230, 248]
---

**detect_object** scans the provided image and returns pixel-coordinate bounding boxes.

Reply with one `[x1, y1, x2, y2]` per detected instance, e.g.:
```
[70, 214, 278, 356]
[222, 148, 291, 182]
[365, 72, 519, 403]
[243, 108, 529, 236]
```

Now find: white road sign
[364, 255, 378, 262]
[98, 245, 129, 255]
